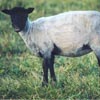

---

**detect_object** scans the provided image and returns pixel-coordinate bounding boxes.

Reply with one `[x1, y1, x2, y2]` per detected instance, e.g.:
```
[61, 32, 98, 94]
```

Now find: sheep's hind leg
[90, 35, 100, 67]
[94, 51, 100, 77]
[91, 48, 100, 67]
[95, 54, 100, 67]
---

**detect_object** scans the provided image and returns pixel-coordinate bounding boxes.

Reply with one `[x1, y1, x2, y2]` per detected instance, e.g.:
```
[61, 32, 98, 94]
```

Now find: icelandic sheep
[1, 7, 100, 86]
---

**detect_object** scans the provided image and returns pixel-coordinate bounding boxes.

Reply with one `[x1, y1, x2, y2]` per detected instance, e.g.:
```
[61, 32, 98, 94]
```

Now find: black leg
[42, 58, 49, 86]
[96, 56, 100, 67]
[42, 55, 56, 86]
[49, 55, 56, 82]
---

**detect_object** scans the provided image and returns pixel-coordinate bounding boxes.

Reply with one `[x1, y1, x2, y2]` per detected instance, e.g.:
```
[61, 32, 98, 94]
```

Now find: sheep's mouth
[14, 28, 21, 32]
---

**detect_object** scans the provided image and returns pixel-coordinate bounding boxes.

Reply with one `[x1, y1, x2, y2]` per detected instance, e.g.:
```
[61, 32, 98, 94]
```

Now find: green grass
[0, 0, 100, 99]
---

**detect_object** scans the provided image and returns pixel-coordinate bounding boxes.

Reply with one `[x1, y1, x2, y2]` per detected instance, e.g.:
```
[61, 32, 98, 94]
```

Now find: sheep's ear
[1, 9, 11, 15]
[27, 8, 34, 14]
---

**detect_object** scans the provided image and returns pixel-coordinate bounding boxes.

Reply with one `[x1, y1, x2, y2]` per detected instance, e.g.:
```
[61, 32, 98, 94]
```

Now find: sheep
[1, 7, 100, 86]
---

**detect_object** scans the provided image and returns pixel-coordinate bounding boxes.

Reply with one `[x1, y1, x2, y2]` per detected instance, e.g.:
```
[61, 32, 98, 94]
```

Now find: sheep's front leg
[42, 58, 49, 86]
[49, 55, 56, 83]
[42, 55, 56, 86]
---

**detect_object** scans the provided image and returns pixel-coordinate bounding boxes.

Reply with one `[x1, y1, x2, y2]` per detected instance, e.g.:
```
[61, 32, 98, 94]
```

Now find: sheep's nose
[12, 24, 19, 29]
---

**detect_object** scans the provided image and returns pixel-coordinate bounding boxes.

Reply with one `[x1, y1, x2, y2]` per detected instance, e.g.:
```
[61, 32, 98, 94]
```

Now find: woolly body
[19, 11, 100, 58]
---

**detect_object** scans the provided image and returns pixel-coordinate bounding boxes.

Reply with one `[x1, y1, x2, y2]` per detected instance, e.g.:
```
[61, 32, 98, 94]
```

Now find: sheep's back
[42, 11, 100, 56]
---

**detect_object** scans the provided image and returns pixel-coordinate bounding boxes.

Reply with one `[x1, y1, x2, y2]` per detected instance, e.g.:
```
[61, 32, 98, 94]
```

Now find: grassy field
[0, 0, 100, 99]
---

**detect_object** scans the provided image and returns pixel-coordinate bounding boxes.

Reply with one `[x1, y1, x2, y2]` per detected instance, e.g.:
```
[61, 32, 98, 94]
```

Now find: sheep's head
[2, 7, 34, 32]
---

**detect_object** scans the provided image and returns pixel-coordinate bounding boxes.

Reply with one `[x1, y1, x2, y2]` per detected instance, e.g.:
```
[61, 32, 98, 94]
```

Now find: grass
[0, 0, 100, 99]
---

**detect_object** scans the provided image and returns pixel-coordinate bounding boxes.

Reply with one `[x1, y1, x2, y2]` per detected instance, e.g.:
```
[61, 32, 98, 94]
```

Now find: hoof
[60, 81, 65, 88]
[42, 81, 48, 87]
[50, 80, 57, 86]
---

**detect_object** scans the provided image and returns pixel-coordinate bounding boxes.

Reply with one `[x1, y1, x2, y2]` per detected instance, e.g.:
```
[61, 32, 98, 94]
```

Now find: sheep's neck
[18, 18, 32, 46]
[19, 18, 31, 38]
[21, 18, 31, 33]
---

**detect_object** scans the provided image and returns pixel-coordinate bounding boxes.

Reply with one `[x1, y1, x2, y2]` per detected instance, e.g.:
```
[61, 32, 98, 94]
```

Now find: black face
[1, 7, 34, 32]
[11, 12, 28, 32]
[10, 11, 28, 32]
